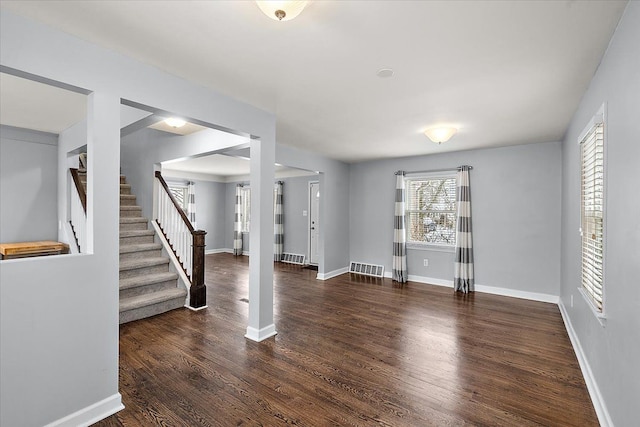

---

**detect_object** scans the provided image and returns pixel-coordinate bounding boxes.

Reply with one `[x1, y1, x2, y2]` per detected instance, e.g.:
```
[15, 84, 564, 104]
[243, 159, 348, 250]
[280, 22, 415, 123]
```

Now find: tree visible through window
[168, 185, 188, 211]
[405, 176, 457, 246]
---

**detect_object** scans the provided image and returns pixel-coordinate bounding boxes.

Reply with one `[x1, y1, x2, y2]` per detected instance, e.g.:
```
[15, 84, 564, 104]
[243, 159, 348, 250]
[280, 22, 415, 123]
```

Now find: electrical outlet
[423, 259, 429, 267]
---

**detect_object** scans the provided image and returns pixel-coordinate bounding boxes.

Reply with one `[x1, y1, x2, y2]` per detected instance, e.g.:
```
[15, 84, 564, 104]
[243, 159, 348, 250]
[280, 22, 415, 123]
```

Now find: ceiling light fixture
[424, 127, 457, 144]
[164, 118, 186, 128]
[377, 68, 394, 78]
[256, 1, 308, 21]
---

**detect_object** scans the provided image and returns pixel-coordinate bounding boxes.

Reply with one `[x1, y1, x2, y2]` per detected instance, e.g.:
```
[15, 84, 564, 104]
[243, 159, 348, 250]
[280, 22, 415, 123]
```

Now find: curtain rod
[395, 166, 472, 175]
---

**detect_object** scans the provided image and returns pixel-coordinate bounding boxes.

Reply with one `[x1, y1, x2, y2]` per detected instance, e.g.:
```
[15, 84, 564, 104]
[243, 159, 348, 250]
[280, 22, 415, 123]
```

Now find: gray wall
[281, 175, 317, 257]
[0, 125, 58, 243]
[223, 175, 317, 257]
[1, 9, 276, 427]
[349, 141, 562, 297]
[277, 145, 351, 275]
[121, 128, 246, 223]
[560, 3, 640, 426]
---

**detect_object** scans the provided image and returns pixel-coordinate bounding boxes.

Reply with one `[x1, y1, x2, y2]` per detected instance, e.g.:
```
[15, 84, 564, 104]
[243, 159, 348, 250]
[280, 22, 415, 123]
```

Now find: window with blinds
[405, 176, 457, 246]
[241, 187, 251, 233]
[580, 121, 605, 312]
[168, 185, 188, 211]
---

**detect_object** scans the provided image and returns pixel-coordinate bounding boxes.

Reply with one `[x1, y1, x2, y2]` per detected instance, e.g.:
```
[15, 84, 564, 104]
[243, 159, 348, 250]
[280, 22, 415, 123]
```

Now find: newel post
[190, 230, 207, 308]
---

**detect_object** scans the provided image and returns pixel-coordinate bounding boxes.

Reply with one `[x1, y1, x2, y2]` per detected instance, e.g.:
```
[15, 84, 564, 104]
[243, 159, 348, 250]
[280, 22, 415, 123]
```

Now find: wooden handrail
[70, 168, 87, 214]
[155, 171, 194, 232]
[155, 171, 207, 309]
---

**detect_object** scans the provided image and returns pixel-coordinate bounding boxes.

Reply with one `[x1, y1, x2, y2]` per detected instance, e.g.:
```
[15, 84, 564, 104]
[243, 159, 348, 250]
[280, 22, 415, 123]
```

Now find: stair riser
[119, 221, 149, 231]
[120, 208, 143, 218]
[120, 176, 126, 184]
[120, 234, 155, 246]
[120, 280, 178, 299]
[119, 248, 162, 262]
[120, 263, 169, 280]
[119, 297, 185, 324]
[120, 196, 137, 206]
[120, 185, 131, 195]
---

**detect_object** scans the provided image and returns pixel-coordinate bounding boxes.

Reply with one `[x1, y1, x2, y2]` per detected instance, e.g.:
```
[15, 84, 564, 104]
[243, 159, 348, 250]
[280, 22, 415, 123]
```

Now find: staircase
[118, 176, 187, 323]
[73, 170, 187, 323]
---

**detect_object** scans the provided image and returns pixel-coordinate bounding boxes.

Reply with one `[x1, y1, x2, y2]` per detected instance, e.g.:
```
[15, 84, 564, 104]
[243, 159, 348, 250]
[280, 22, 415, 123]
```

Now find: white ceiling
[162, 154, 318, 181]
[0, 72, 86, 134]
[0, 1, 628, 162]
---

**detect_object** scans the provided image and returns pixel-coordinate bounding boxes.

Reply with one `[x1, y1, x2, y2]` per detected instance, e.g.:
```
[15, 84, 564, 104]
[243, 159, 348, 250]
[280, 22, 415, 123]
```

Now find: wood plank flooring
[95, 253, 597, 426]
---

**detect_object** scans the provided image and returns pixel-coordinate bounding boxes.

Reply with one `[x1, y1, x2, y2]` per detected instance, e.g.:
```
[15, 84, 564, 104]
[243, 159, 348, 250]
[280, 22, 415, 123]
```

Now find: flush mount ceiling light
[424, 127, 457, 144]
[164, 117, 186, 128]
[376, 68, 394, 78]
[256, 1, 308, 21]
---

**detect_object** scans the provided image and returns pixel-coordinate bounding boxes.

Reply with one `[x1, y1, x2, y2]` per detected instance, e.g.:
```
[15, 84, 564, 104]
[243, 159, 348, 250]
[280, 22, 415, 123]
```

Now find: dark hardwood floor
[95, 253, 597, 426]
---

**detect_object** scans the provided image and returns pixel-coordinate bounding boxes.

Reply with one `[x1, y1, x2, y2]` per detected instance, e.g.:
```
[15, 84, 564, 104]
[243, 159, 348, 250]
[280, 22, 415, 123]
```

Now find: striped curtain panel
[454, 166, 474, 293]
[187, 181, 196, 229]
[274, 181, 284, 262]
[392, 171, 408, 283]
[233, 184, 243, 256]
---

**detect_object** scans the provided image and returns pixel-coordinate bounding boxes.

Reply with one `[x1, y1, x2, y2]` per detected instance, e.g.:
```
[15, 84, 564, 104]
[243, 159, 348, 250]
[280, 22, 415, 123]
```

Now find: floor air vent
[349, 261, 384, 278]
[282, 253, 306, 265]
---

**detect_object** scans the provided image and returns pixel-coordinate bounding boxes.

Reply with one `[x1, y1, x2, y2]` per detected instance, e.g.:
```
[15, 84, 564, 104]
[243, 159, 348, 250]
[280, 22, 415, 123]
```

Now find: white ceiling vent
[349, 261, 384, 278]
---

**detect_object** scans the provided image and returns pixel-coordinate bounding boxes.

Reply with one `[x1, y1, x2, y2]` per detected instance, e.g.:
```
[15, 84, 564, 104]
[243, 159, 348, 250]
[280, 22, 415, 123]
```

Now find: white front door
[309, 181, 320, 265]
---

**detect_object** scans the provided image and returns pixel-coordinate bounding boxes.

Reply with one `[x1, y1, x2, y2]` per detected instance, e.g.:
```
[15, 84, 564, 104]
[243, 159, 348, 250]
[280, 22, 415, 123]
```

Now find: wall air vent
[349, 261, 384, 278]
[282, 253, 306, 265]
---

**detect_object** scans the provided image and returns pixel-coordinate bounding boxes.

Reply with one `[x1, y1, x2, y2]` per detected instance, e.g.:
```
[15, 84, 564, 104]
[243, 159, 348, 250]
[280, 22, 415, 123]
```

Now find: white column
[246, 136, 276, 342]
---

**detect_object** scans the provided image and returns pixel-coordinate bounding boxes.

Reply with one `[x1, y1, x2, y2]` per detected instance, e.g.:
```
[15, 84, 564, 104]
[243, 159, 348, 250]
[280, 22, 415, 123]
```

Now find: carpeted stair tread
[119, 242, 162, 254]
[120, 256, 169, 271]
[119, 288, 186, 313]
[120, 205, 142, 211]
[119, 271, 178, 291]
[120, 229, 155, 238]
[120, 217, 148, 224]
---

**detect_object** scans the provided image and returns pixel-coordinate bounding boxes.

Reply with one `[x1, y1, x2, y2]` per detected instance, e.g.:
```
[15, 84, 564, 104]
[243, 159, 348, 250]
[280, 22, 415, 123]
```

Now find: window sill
[578, 287, 607, 326]
[406, 243, 455, 253]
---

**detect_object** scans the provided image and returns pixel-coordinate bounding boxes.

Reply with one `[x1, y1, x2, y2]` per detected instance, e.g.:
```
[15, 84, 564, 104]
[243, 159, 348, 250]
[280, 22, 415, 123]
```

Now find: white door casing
[308, 181, 320, 265]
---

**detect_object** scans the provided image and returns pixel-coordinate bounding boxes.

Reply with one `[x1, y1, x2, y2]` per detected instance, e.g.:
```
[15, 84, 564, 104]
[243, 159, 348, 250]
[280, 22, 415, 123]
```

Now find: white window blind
[405, 176, 457, 246]
[241, 187, 251, 233]
[168, 185, 188, 211]
[580, 121, 605, 312]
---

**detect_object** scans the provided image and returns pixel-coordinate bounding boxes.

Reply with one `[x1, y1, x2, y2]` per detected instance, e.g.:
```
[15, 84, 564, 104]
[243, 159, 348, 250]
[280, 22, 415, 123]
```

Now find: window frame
[404, 171, 458, 251]
[167, 183, 188, 212]
[577, 104, 607, 320]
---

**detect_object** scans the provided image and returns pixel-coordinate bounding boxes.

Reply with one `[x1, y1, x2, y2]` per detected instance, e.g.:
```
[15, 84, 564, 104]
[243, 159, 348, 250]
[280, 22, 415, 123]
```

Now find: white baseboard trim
[206, 248, 249, 256]
[245, 324, 277, 342]
[558, 302, 612, 427]
[205, 248, 228, 255]
[407, 274, 453, 288]
[186, 304, 208, 311]
[383, 272, 558, 304]
[317, 266, 349, 280]
[45, 393, 124, 427]
[475, 284, 559, 304]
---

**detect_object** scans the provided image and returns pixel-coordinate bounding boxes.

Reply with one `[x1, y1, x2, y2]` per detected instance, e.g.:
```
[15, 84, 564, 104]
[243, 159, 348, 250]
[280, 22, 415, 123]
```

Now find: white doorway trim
[307, 180, 320, 265]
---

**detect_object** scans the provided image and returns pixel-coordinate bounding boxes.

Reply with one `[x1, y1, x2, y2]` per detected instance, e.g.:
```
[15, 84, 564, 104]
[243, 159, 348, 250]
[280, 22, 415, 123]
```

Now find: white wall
[0, 8, 277, 426]
[0, 125, 58, 243]
[349, 141, 562, 299]
[559, 3, 640, 426]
